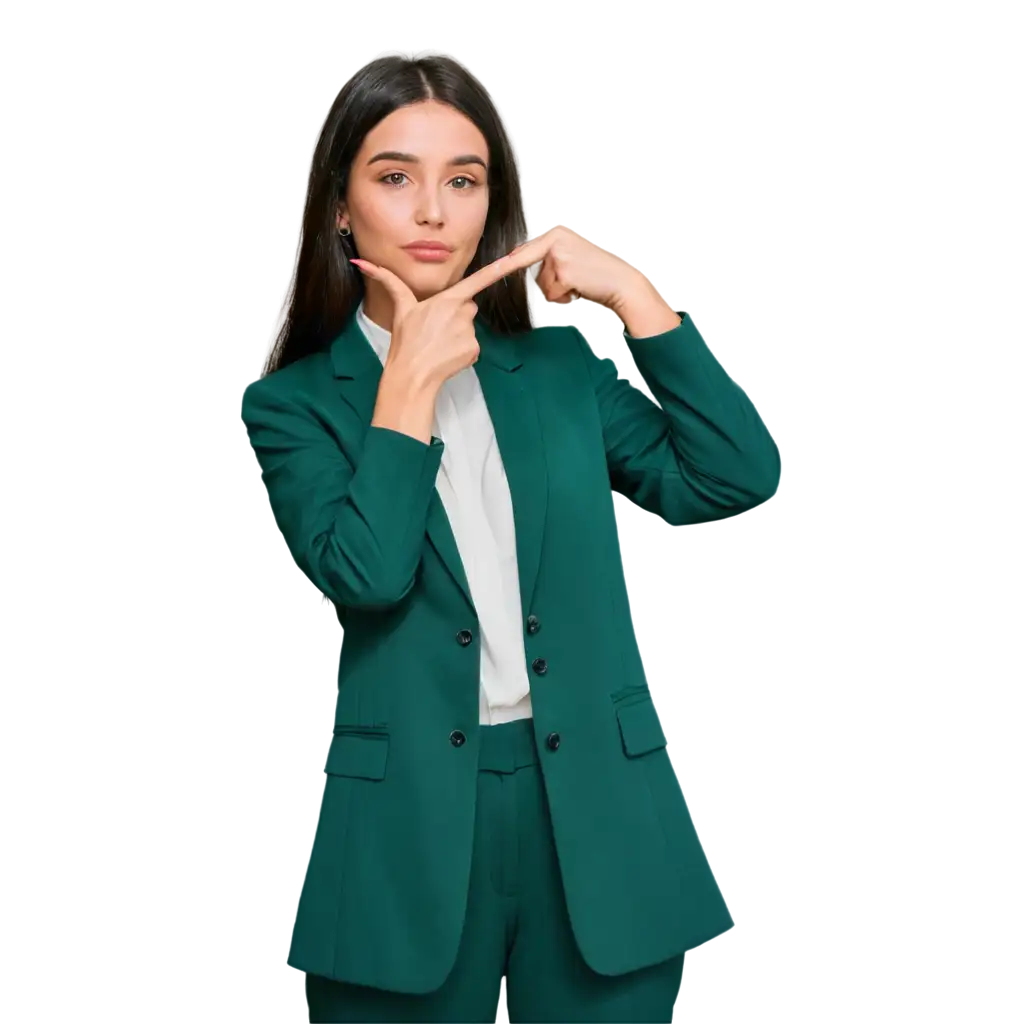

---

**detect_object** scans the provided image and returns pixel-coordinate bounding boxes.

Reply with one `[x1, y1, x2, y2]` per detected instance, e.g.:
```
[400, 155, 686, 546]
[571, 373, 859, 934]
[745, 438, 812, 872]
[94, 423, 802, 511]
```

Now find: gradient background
[2, 3, 1020, 1021]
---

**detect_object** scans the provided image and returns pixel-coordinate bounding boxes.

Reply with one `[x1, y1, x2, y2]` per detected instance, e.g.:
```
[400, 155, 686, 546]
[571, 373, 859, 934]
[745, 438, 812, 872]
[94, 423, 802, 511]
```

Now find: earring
[338, 224, 351, 237]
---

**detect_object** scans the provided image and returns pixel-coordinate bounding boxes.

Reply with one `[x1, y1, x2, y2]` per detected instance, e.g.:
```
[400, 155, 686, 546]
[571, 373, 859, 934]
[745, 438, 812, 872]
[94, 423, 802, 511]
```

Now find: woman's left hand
[512, 224, 679, 335]
[502, 225, 646, 311]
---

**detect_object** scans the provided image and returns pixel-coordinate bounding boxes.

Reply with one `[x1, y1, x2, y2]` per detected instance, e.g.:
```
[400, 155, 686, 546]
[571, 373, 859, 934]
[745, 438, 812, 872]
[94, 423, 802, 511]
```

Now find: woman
[241, 53, 780, 1024]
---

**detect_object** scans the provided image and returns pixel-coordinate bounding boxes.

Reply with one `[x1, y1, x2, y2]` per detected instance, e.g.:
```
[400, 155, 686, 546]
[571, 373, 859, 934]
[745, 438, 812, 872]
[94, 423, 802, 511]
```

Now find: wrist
[380, 356, 441, 399]
[373, 361, 441, 446]
[611, 276, 682, 339]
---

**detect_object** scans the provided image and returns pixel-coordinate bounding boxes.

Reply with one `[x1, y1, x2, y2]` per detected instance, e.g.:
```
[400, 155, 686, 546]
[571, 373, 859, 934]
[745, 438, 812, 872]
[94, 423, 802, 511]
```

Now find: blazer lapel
[473, 316, 549, 630]
[330, 313, 474, 603]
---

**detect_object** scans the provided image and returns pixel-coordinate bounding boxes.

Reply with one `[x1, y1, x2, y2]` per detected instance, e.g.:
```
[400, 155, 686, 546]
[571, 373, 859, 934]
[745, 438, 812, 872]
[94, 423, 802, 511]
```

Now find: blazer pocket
[609, 682, 652, 707]
[325, 726, 390, 781]
[615, 694, 668, 758]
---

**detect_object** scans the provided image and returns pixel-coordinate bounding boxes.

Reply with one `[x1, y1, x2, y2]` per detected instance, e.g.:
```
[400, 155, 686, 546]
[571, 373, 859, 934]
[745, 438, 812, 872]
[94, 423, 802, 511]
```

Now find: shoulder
[240, 349, 335, 423]
[522, 322, 578, 345]
[516, 313, 618, 358]
[516, 315, 626, 376]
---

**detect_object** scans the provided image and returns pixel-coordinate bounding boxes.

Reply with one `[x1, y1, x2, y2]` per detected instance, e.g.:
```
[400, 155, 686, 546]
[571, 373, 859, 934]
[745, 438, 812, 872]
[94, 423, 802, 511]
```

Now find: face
[338, 100, 491, 316]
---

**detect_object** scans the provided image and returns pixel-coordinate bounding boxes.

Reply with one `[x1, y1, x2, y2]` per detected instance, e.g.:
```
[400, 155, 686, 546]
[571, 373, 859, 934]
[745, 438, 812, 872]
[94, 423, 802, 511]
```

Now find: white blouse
[356, 300, 534, 726]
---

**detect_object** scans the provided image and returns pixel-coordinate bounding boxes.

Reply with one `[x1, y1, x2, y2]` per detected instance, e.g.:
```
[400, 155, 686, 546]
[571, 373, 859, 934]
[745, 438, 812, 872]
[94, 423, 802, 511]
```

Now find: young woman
[241, 52, 780, 1024]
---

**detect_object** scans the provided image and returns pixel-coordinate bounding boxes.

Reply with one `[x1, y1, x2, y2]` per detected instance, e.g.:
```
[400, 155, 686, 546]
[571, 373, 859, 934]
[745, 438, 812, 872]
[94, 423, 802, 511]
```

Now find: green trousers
[305, 716, 685, 1022]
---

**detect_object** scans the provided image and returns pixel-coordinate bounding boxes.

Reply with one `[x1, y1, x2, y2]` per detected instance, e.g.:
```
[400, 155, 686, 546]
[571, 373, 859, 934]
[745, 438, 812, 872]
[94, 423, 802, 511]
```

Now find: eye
[380, 172, 479, 190]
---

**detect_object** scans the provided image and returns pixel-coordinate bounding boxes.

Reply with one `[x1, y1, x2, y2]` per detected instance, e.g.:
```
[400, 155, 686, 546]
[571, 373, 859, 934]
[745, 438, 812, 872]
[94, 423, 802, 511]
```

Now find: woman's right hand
[349, 242, 538, 388]
[352, 236, 558, 445]
[348, 258, 483, 390]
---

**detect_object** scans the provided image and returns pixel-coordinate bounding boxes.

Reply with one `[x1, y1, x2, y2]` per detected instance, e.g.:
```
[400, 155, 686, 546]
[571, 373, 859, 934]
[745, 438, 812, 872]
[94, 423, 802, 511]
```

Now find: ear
[335, 203, 348, 231]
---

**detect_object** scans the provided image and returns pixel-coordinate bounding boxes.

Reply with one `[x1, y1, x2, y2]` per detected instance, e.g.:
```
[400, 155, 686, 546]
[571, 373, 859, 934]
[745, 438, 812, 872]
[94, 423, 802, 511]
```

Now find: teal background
[2, 8, 1024, 1024]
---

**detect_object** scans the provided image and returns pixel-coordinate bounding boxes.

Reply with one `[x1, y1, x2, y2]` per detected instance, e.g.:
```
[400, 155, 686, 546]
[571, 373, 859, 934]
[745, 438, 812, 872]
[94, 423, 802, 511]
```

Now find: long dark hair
[259, 54, 533, 379]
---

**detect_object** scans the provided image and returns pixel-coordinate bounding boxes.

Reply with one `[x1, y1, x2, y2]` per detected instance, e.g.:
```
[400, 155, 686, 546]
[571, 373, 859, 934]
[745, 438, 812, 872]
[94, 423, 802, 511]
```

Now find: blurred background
[1, 1, 1020, 1020]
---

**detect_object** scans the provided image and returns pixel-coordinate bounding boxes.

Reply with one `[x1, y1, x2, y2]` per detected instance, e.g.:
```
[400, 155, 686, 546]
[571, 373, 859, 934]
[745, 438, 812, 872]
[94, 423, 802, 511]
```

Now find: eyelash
[378, 172, 479, 191]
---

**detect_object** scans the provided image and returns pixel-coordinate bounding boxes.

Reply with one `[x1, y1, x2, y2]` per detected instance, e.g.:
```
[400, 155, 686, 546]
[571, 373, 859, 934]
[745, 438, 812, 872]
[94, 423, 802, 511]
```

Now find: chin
[403, 266, 460, 299]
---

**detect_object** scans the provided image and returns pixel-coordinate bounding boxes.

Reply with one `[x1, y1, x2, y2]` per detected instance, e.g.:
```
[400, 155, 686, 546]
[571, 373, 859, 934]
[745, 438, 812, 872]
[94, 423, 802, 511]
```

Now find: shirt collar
[355, 298, 391, 365]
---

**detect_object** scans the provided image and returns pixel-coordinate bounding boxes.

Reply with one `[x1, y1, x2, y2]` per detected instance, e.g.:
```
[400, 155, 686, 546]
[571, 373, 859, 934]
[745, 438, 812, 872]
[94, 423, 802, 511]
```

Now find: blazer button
[526, 614, 540, 634]
[449, 729, 466, 747]
[545, 732, 561, 750]
[456, 629, 473, 646]
[531, 657, 548, 675]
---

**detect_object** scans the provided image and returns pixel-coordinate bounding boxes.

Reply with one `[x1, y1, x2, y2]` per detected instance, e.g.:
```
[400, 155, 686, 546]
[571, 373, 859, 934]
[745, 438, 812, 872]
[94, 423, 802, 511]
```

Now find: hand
[347, 244, 523, 390]
[350, 226, 671, 393]
[350, 252, 485, 390]
[524, 224, 684, 335]
[506, 224, 646, 311]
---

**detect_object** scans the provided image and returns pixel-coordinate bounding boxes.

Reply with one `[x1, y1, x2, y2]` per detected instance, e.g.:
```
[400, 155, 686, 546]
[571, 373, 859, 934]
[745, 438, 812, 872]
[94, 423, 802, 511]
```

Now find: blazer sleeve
[241, 378, 445, 609]
[572, 310, 781, 525]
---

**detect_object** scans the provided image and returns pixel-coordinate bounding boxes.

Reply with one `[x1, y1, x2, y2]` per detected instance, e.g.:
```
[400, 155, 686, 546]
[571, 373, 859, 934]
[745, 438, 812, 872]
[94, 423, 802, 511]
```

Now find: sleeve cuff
[353, 426, 445, 519]
[623, 311, 716, 369]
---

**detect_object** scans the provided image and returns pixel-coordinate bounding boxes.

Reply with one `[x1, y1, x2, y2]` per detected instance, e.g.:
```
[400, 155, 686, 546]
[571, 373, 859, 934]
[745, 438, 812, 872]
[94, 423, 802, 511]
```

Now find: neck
[361, 282, 394, 333]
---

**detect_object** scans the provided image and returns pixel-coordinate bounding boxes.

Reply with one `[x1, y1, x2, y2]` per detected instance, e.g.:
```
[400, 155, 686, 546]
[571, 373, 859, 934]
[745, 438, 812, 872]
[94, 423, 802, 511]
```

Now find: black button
[545, 732, 561, 750]
[531, 657, 547, 675]
[449, 729, 466, 747]
[456, 629, 473, 646]
[526, 614, 540, 634]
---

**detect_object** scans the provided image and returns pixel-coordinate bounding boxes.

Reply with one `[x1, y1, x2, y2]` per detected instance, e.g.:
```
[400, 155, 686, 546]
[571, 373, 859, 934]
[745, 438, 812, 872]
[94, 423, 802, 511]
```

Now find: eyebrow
[366, 150, 488, 171]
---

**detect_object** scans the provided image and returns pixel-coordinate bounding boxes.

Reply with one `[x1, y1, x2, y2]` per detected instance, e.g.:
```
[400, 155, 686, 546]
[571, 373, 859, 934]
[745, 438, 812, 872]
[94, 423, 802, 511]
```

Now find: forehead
[358, 102, 488, 163]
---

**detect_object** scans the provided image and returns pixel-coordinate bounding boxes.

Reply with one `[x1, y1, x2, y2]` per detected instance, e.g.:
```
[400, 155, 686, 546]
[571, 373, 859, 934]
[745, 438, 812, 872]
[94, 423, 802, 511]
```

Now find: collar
[355, 299, 390, 366]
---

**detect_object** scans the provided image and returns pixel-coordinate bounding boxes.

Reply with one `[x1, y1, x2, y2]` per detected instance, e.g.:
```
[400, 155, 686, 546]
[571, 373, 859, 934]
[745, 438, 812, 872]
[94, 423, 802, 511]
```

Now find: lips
[403, 241, 452, 251]
[403, 243, 453, 263]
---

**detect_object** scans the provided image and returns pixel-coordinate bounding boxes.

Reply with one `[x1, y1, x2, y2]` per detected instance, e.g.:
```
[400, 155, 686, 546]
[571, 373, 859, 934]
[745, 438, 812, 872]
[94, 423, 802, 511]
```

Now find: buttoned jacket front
[240, 304, 781, 995]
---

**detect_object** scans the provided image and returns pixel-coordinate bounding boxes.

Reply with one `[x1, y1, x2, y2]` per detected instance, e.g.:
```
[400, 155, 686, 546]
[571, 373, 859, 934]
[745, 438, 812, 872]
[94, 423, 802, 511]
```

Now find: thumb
[350, 258, 417, 313]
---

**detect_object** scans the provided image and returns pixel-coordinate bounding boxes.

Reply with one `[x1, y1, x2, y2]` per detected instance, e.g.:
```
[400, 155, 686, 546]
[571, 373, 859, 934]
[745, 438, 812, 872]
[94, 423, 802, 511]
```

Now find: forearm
[242, 379, 446, 609]
[586, 275, 781, 519]
[372, 361, 442, 446]
[625, 313, 781, 509]
[323, 425, 444, 605]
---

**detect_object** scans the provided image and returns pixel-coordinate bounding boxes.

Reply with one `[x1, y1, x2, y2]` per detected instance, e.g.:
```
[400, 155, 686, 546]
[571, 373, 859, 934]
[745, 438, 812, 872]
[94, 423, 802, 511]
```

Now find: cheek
[467, 197, 490, 234]
[456, 211, 489, 260]
[346, 193, 405, 253]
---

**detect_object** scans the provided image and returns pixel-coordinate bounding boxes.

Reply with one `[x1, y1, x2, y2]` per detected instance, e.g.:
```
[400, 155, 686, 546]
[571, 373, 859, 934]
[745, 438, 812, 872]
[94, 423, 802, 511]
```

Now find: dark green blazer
[240, 305, 780, 994]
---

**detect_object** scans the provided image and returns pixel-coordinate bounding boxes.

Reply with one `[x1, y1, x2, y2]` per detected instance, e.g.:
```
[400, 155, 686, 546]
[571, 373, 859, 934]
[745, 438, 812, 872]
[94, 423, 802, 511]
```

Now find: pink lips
[403, 245, 452, 262]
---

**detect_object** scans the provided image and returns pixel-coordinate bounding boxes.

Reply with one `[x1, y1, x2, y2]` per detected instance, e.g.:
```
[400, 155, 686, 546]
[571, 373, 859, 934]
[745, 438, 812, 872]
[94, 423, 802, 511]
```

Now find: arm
[240, 378, 445, 609]
[573, 308, 781, 526]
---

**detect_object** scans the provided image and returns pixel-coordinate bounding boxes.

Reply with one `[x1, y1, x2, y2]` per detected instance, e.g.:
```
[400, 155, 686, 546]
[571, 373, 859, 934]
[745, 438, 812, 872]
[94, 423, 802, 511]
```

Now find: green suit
[241, 306, 780, 995]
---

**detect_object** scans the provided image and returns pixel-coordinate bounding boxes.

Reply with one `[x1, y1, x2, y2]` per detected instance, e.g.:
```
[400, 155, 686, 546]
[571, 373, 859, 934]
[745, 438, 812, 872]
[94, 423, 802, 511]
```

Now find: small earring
[338, 224, 351, 237]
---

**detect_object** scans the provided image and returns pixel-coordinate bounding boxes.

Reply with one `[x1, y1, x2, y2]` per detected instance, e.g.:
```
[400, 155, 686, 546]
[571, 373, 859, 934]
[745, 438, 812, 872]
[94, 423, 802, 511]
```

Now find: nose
[413, 188, 446, 230]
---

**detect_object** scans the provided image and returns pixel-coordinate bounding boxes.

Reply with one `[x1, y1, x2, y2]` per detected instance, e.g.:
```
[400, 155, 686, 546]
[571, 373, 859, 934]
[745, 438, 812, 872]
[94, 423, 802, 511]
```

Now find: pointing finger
[448, 230, 555, 301]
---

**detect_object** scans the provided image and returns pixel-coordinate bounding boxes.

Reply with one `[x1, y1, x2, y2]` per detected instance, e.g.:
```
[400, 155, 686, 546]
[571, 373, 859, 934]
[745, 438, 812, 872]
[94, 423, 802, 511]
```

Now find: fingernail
[350, 258, 366, 267]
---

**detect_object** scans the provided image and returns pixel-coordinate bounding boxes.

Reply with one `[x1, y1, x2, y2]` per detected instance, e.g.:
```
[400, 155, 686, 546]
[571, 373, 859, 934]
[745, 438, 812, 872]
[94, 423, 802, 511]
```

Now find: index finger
[447, 231, 554, 300]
